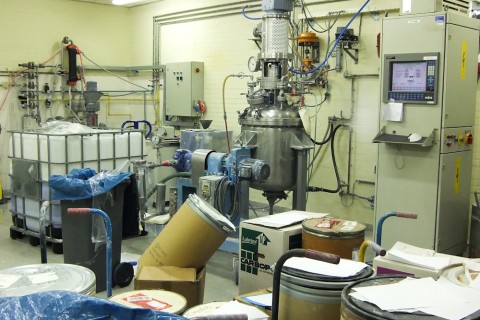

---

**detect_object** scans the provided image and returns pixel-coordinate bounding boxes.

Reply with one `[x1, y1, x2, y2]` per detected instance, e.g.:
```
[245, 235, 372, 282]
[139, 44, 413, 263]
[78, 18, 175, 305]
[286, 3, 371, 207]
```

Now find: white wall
[1, 0, 479, 227]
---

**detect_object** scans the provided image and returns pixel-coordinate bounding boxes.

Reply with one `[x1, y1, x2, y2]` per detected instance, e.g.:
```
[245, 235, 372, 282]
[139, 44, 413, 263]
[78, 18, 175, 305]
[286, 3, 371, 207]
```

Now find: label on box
[240, 228, 272, 276]
[123, 293, 172, 310]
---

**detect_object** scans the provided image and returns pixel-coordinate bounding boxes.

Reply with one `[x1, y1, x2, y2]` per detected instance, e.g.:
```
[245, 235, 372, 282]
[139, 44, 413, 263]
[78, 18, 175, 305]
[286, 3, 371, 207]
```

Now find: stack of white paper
[284, 257, 368, 278]
[385, 242, 451, 270]
[245, 211, 328, 228]
[350, 277, 480, 320]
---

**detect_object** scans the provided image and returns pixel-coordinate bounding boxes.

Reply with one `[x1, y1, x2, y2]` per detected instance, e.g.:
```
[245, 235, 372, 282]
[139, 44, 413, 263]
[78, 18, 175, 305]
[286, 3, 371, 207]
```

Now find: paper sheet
[245, 211, 329, 228]
[383, 102, 403, 122]
[27, 271, 59, 285]
[351, 277, 480, 320]
[384, 242, 450, 270]
[0, 274, 21, 289]
[386, 249, 450, 270]
[284, 257, 368, 278]
[212, 301, 269, 320]
[243, 293, 272, 308]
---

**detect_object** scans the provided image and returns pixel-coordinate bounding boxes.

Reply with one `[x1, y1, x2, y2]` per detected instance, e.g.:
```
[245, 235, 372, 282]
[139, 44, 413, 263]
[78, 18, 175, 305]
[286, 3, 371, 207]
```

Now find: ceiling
[70, 0, 161, 8]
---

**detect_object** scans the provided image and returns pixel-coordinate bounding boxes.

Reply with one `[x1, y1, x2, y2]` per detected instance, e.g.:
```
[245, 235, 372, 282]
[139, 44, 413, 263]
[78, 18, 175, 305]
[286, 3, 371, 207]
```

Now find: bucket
[182, 301, 228, 318]
[302, 218, 366, 259]
[138, 193, 235, 269]
[340, 276, 438, 319]
[0, 263, 96, 297]
[279, 259, 374, 320]
[109, 290, 187, 314]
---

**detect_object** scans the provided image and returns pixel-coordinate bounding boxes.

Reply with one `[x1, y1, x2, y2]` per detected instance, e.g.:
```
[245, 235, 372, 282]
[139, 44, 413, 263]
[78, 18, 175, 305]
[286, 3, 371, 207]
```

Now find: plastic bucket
[138, 193, 235, 269]
[182, 301, 228, 318]
[0, 263, 96, 297]
[302, 218, 365, 259]
[279, 261, 374, 320]
[109, 290, 187, 314]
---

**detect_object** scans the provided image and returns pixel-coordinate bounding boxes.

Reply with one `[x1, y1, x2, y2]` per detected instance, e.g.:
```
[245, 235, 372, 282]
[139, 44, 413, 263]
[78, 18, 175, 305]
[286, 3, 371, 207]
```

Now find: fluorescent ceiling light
[112, 0, 143, 5]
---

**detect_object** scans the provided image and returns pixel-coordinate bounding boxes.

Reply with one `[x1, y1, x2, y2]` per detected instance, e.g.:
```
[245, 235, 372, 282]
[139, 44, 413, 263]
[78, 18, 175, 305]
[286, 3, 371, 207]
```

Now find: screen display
[391, 61, 427, 92]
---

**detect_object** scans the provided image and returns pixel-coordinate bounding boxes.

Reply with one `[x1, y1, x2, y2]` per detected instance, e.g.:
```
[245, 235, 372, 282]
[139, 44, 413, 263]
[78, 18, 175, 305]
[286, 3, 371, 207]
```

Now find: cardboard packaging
[135, 265, 206, 309]
[239, 211, 328, 294]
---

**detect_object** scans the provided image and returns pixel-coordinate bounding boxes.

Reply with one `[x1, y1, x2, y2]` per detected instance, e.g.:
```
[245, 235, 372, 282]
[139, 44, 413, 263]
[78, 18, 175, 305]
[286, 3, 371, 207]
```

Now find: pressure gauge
[248, 56, 260, 72]
[150, 133, 163, 149]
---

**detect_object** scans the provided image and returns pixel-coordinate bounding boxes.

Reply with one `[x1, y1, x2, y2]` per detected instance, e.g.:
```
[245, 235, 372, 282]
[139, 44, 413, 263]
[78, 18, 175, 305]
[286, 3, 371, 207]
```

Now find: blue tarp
[49, 168, 131, 201]
[0, 290, 187, 320]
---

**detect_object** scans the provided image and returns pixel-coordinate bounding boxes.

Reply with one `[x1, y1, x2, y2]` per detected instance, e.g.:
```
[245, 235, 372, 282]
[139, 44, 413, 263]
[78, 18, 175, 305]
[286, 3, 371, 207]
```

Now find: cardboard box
[234, 288, 272, 318]
[239, 211, 328, 294]
[373, 253, 469, 279]
[135, 265, 206, 309]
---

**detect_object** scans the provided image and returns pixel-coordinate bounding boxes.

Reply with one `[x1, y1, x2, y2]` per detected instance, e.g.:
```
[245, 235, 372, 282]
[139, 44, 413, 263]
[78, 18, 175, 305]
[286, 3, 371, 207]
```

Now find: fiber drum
[109, 290, 187, 314]
[0, 263, 96, 297]
[138, 194, 235, 269]
[182, 301, 228, 318]
[302, 218, 365, 259]
[279, 260, 374, 320]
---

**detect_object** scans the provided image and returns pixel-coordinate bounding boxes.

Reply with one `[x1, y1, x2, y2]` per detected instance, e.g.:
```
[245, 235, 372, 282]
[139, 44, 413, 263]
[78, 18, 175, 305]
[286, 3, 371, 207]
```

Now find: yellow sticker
[454, 157, 461, 193]
[461, 41, 467, 80]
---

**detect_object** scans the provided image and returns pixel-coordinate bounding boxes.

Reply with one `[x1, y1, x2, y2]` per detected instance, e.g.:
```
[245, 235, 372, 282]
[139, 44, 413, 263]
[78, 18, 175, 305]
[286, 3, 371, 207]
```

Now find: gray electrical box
[374, 12, 479, 254]
[198, 175, 224, 206]
[165, 62, 204, 117]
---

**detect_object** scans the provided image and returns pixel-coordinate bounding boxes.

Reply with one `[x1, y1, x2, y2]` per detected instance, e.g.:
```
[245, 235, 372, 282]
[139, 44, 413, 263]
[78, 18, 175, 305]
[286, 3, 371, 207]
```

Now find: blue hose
[376, 211, 397, 246]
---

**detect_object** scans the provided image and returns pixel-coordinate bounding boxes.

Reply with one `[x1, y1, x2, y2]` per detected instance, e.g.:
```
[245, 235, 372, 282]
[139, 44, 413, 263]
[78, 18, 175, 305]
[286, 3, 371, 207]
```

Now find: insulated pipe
[271, 249, 340, 320]
[67, 207, 113, 298]
[358, 240, 386, 263]
[376, 211, 418, 246]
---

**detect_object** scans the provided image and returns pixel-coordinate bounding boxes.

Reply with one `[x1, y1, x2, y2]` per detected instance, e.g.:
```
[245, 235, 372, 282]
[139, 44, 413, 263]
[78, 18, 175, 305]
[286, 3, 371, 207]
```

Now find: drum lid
[187, 193, 235, 234]
[0, 263, 96, 297]
[302, 218, 365, 237]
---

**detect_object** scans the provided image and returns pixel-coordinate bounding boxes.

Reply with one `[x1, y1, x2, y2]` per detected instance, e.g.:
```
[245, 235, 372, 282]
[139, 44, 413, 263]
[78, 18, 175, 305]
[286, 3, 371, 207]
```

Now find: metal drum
[183, 301, 228, 318]
[302, 218, 366, 259]
[341, 276, 438, 320]
[279, 261, 374, 320]
[138, 193, 235, 269]
[0, 263, 96, 297]
[109, 290, 187, 314]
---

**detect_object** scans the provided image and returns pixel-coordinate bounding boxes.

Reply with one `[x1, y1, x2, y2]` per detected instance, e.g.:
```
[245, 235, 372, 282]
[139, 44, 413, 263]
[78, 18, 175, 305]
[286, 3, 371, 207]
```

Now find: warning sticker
[123, 293, 172, 311]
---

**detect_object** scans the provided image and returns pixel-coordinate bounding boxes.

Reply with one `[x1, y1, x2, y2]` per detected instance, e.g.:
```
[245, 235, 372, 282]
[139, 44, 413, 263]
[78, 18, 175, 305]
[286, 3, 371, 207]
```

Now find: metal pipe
[271, 249, 340, 320]
[358, 240, 385, 263]
[376, 211, 418, 246]
[155, 183, 166, 215]
[39, 201, 50, 264]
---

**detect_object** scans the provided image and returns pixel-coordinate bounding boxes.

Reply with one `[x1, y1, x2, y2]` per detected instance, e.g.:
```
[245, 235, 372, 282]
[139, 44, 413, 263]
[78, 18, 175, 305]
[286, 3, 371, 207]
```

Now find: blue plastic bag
[0, 290, 187, 320]
[49, 168, 131, 201]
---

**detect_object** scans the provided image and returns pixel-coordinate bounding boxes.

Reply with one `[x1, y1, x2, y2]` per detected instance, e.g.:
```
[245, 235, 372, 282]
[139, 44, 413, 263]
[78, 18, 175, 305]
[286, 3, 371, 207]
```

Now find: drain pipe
[39, 201, 50, 264]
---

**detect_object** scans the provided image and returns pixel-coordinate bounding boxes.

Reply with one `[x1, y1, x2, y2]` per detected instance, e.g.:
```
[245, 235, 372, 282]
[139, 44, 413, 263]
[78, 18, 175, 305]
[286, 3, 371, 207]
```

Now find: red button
[466, 133, 473, 145]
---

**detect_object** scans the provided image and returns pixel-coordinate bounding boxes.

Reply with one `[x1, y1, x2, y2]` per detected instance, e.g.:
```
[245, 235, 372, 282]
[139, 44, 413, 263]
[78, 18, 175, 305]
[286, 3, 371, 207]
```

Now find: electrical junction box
[165, 62, 204, 117]
[197, 175, 224, 206]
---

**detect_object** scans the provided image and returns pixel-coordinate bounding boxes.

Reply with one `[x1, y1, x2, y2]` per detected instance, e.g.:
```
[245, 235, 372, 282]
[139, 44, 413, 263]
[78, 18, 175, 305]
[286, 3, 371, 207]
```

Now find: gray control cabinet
[374, 12, 479, 254]
[165, 62, 204, 117]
